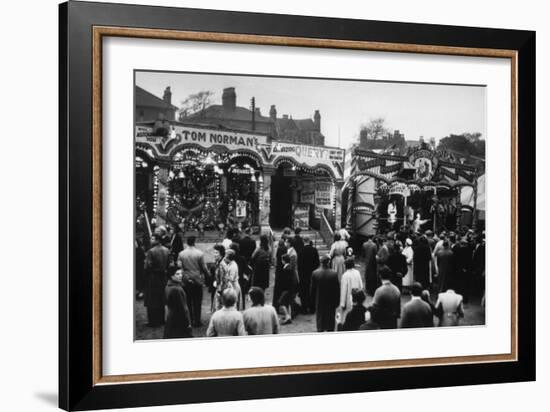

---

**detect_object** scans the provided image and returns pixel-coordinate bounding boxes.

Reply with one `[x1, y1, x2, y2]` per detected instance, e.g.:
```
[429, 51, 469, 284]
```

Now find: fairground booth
[343, 143, 483, 238]
[135, 121, 345, 238]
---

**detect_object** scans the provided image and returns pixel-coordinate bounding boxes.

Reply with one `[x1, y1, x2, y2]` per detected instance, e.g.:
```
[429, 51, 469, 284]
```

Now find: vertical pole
[155, 166, 169, 227]
[456, 188, 462, 230]
[433, 187, 437, 233]
[346, 178, 355, 231]
[404, 193, 408, 228]
[472, 177, 478, 230]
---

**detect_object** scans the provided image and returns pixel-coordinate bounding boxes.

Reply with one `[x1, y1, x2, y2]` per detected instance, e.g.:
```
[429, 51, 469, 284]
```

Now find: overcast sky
[136, 70, 486, 149]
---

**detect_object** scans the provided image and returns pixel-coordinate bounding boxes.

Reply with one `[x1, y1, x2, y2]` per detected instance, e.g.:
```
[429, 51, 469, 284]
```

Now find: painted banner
[269, 142, 345, 179]
[271, 142, 344, 162]
[136, 124, 269, 151]
[293, 204, 310, 229]
[315, 181, 332, 217]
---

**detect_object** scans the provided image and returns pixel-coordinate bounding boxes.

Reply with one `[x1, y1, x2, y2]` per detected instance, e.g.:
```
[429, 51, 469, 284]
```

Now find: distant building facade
[186, 87, 325, 146]
[135, 86, 178, 122]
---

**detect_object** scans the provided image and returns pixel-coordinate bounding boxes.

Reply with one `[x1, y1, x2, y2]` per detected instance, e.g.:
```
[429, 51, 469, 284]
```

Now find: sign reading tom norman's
[136, 124, 269, 153]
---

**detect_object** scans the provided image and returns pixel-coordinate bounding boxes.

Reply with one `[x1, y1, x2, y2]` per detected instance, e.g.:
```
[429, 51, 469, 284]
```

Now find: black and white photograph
[134, 71, 486, 340]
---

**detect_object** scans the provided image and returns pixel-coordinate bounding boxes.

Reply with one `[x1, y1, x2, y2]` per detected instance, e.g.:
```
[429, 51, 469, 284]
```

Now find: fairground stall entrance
[343, 146, 482, 237]
[265, 142, 345, 230]
[135, 121, 345, 238]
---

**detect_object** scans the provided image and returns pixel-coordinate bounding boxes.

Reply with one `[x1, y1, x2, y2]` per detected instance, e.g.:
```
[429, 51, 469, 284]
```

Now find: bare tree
[178, 90, 214, 119]
[360, 117, 389, 140]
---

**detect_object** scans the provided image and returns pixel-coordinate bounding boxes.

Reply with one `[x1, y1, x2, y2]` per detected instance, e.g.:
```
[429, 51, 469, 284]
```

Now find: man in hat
[310, 255, 340, 332]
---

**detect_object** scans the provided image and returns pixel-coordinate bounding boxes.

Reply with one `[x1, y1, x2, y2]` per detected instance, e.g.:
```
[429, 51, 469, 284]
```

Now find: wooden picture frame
[59, 1, 535, 410]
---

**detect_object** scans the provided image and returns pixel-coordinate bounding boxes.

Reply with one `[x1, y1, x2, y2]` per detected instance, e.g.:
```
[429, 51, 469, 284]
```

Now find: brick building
[186, 87, 325, 146]
[135, 85, 178, 122]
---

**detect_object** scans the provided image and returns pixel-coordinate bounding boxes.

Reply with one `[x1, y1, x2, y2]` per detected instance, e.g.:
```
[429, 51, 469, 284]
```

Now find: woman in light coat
[402, 238, 414, 291]
[330, 233, 348, 280]
[339, 257, 363, 323]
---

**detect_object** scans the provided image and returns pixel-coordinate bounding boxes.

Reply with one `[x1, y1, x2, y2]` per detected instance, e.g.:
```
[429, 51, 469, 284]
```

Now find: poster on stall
[293, 204, 310, 229]
[235, 200, 247, 218]
[315, 181, 332, 217]
[301, 180, 315, 204]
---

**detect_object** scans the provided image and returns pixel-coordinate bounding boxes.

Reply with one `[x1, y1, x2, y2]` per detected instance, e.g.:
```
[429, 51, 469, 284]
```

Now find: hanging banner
[301, 180, 315, 204]
[293, 204, 310, 229]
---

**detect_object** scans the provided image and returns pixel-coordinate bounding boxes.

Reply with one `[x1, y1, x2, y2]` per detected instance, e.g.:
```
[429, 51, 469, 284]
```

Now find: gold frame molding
[92, 26, 518, 386]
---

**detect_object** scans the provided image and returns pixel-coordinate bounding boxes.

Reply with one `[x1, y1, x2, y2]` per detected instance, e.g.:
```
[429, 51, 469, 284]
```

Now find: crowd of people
[135, 222, 485, 339]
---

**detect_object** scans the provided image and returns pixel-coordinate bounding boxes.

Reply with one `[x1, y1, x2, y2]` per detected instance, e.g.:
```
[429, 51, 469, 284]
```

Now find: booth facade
[135, 121, 345, 235]
[344, 146, 481, 237]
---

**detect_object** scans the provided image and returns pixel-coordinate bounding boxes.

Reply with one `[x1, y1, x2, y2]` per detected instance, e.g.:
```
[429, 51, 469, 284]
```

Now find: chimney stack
[222, 87, 236, 111]
[163, 86, 172, 105]
[314, 110, 321, 131]
[269, 105, 277, 121]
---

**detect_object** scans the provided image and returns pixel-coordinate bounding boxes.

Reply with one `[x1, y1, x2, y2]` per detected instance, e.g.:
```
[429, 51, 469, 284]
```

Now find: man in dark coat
[472, 234, 486, 299]
[435, 240, 454, 292]
[293, 227, 305, 257]
[144, 233, 170, 327]
[386, 241, 407, 291]
[370, 266, 401, 329]
[299, 238, 320, 313]
[310, 255, 340, 332]
[163, 269, 192, 338]
[452, 237, 473, 302]
[361, 235, 378, 296]
[135, 239, 146, 299]
[400, 282, 434, 328]
[293, 228, 305, 298]
[413, 235, 432, 289]
[238, 227, 257, 264]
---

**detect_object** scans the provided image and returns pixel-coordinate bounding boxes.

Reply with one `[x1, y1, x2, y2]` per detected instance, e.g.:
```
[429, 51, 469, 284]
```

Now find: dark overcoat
[163, 279, 192, 338]
[311, 267, 340, 332]
[400, 298, 433, 328]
